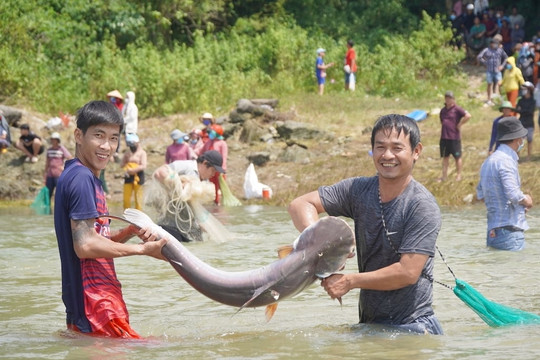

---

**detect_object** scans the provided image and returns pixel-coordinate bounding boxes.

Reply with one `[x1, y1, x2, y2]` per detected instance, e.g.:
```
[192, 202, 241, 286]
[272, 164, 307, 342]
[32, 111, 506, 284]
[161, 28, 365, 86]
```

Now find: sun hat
[50, 132, 61, 141]
[316, 48, 326, 55]
[201, 112, 214, 120]
[466, 3, 474, 10]
[498, 100, 515, 112]
[496, 117, 528, 142]
[126, 133, 139, 143]
[190, 128, 202, 136]
[200, 150, 225, 174]
[106, 90, 123, 99]
[170, 129, 186, 141]
[444, 90, 455, 98]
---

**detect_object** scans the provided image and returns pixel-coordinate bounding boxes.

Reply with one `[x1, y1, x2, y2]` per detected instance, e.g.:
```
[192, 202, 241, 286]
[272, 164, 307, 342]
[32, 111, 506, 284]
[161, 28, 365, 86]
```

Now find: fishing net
[144, 173, 232, 243]
[453, 279, 540, 327]
[218, 174, 242, 207]
[435, 247, 540, 327]
[30, 186, 50, 215]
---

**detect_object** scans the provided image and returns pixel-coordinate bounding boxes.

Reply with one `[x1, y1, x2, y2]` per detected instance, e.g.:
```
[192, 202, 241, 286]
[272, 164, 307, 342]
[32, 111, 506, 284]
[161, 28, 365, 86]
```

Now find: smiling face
[372, 127, 421, 182]
[74, 124, 120, 177]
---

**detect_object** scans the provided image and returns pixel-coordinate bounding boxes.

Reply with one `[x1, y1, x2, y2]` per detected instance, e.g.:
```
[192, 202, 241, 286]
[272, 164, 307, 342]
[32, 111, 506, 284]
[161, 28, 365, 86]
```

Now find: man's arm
[457, 111, 471, 130]
[71, 219, 166, 260]
[322, 253, 429, 299]
[288, 190, 326, 232]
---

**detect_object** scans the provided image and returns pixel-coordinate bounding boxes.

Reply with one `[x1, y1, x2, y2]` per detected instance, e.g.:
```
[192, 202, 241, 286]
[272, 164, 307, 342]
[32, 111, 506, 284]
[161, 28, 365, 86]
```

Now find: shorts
[439, 139, 462, 158]
[487, 226, 525, 251]
[486, 71, 502, 84]
[526, 127, 534, 142]
[377, 315, 444, 335]
[317, 75, 326, 85]
[24, 144, 44, 155]
[345, 72, 356, 84]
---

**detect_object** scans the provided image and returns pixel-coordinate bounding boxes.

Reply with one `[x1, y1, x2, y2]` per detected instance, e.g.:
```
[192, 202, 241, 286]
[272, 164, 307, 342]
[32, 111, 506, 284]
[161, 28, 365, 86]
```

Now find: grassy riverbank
[2, 64, 539, 209]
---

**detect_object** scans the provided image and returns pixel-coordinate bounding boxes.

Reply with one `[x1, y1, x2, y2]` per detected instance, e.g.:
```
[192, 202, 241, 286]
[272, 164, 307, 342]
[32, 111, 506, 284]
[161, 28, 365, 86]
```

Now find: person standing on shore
[477, 38, 508, 106]
[54, 100, 166, 338]
[44, 132, 72, 204]
[288, 114, 443, 335]
[438, 91, 471, 182]
[344, 40, 357, 91]
[315, 48, 334, 95]
[477, 117, 533, 251]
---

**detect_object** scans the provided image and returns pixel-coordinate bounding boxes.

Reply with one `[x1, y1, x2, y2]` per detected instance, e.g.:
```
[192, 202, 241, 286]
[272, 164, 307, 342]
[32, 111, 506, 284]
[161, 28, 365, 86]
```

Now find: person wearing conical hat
[107, 89, 124, 113]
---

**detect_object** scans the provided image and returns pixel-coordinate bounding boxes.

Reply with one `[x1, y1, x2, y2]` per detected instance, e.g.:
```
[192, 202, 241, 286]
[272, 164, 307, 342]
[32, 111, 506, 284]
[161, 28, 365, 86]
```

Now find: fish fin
[277, 245, 293, 259]
[265, 303, 278, 322]
[240, 282, 281, 310]
[337, 297, 342, 307]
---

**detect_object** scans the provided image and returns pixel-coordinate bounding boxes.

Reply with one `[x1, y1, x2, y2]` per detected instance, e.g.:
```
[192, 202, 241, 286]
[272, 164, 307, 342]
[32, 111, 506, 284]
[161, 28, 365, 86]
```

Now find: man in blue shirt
[477, 117, 533, 251]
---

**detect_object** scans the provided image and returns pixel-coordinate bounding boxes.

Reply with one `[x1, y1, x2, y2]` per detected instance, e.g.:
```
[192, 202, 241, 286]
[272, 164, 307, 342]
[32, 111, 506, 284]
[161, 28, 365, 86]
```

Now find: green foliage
[0, 0, 465, 116]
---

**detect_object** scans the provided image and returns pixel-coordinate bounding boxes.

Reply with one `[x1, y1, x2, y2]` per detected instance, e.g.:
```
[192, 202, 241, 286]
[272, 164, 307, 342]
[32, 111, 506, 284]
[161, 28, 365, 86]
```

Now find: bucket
[262, 187, 271, 199]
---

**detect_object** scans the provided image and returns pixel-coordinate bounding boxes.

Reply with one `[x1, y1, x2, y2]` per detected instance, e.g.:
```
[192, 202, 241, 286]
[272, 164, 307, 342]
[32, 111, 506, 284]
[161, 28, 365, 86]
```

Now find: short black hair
[76, 100, 123, 134]
[20, 124, 30, 130]
[347, 40, 354, 47]
[371, 114, 421, 150]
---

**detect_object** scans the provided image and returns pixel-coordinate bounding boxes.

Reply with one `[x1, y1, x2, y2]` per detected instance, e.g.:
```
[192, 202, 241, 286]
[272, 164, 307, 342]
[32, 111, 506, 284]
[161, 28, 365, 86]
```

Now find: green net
[453, 278, 540, 327]
[30, 186, 50, 215]
[218, 174, 242, 207]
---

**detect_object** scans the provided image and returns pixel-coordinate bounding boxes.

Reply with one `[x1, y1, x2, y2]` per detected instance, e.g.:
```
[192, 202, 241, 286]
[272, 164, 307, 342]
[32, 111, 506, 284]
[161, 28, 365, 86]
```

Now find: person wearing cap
[106, 90, 124, 113]
[198, 124, 228, 205]
[488, 100, 515, 154]
[199, 112, 215, 143]
[501, 56, 525, 109]
[165, 129, 193, 164]
[44, 132, 73, 205]
[120, 133, 147, 210]
[15, 123, 45, 163]
[54, 100, 166, 339]
[151, 150, 226, 242]
[315, 48, 334, 95]
[515, 82, 536, 161]
[477, 37, 508, 105]
[477, 117, 533, 251]
[438, 91, 471, 182]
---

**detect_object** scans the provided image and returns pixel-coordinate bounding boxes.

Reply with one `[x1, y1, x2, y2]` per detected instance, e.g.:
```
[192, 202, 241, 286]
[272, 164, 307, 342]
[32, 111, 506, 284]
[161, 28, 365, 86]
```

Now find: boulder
[276, 120, 332, 141]
[278, 144, 311, 164]
[239, 119, 267, 143]
[247, 152, 271, 166]
[0, 105, 23, 126]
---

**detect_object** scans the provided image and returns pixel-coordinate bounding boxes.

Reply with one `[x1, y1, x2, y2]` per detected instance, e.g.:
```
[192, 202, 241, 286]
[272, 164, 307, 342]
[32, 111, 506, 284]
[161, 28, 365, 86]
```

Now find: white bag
[243, 163, 272, 199]
[349, 73, 356, 91]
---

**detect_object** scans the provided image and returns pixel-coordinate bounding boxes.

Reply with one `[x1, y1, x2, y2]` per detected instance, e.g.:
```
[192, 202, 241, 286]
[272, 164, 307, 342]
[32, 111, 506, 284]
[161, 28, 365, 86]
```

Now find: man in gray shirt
[288, 114, 443, 334]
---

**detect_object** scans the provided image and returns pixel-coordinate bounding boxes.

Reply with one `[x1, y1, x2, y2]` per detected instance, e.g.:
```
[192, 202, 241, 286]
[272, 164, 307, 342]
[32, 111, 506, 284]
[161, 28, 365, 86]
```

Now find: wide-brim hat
[498, 100, 515, 112]
[107, 90, 123, 99]
[50, 132, 61, 141]
[170, 129, 186, 140]
[200, 150, 225, 174]
[497, 117, 528, 142]
[316, 48, 326, 55]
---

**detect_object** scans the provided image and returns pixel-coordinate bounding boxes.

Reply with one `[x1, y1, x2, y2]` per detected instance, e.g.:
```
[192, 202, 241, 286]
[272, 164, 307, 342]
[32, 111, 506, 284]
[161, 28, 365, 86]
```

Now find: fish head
[295, 216, 356, 279]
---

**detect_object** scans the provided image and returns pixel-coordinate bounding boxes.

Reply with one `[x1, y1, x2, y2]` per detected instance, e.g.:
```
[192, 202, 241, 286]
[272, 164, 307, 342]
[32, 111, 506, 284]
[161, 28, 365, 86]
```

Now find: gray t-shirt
[319, 176, 441, 325]
[168, 160, 199, 177]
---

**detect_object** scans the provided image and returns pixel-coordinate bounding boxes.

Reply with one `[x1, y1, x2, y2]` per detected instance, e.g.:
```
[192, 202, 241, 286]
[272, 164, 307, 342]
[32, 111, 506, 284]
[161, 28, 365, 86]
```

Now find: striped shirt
[476, 144, 528, 231]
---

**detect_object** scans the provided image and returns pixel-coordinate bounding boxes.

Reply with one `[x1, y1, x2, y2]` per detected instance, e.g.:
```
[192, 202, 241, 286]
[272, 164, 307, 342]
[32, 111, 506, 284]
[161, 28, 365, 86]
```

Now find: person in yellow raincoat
[120, 133, 147, 210]
[501, 56, 525, 110]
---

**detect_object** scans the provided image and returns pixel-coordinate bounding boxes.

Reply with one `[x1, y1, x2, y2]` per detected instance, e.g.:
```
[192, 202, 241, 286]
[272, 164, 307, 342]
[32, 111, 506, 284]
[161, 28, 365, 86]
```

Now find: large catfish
[103, 209, 355, 321]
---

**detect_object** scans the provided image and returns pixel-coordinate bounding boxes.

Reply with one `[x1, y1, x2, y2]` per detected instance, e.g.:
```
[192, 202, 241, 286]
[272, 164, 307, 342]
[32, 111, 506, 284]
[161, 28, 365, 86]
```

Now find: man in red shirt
[344, 40, 357, 91]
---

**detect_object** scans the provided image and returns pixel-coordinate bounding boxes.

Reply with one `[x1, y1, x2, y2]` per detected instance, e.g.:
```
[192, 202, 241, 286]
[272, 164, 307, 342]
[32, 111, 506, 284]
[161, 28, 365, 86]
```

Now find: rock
[278, 144, 311, 163]
[276, 120, 332, 141]
[0, 105, 23, 127]
[239, 119, 267, 143]
[229, 109, 252, 124]
[236, 98, 267, 116]
[247, 152, 271, 166]
[250, 99, 279, 108]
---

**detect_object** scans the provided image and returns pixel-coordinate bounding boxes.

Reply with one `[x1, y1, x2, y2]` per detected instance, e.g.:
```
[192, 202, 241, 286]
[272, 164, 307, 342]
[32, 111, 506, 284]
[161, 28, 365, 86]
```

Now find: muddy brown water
[1, 205, 540, 359]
